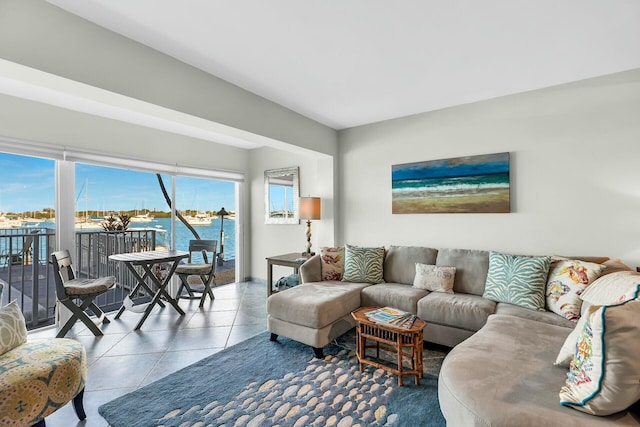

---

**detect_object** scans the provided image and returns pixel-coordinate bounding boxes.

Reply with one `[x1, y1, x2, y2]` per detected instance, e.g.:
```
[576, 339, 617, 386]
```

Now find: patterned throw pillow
[413, 264, 456, 294]
[555, 279, 640, 368]
[0, 300, 28, 356]
[483, 252, 551, 311]
[559, 299, 640, 415]
[545, 258, 606, 321]
[554, 312, 590, 367]
[342, 245, 385, 284]
[320, 246, 345, 281]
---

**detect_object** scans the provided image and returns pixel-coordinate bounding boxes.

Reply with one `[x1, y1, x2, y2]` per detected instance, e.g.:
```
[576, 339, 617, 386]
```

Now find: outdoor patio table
[109, 250, 189, 330]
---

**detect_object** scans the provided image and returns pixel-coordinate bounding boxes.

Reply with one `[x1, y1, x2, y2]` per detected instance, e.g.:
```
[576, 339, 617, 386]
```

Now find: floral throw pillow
[545, 258, 606, 321]
[320, 246, 345, 281]
[413, 264, 456, 294]
[559, 299, 640, 415]
[555, 280, 640, 368]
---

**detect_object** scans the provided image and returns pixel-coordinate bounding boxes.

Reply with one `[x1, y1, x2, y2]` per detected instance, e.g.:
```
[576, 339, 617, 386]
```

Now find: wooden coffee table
[351, 307, 426, 386]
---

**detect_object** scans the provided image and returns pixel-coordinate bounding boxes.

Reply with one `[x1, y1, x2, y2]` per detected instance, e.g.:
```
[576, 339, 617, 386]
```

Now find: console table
[266, 253, 310, 296]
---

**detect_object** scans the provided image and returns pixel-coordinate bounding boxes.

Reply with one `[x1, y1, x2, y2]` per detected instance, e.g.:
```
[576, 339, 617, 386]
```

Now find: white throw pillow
[579, 271, 640, 305]
[413, 263, 455, 294]
[559, 299, 640, 416]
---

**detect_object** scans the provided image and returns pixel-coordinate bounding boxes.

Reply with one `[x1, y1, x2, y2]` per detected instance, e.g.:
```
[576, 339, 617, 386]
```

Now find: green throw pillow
[483, 251, 551, 311]
[342, 244, 385, 284]
[0, 300, 28, 356]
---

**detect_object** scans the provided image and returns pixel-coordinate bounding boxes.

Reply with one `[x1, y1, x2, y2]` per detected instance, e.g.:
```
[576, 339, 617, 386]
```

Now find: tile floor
[28, 280, 267, 427]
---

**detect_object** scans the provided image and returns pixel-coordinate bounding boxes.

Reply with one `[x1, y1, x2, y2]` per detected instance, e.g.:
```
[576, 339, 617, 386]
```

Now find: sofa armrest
[300, 254, 322, 283]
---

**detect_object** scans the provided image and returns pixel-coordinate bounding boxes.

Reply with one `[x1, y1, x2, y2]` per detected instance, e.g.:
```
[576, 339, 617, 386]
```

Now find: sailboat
[75, 178, 101, 230]
[130, 212, 155, 223]
[185, 211, 212, 226]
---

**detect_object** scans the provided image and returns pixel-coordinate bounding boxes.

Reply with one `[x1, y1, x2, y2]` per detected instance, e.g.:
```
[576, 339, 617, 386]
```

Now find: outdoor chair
[0, 249, 9, 269]
[0, 229, 39, 269]
[18, 229, 39, 266]
[175, 239, 217, 307]
[51, 250, 116, 338]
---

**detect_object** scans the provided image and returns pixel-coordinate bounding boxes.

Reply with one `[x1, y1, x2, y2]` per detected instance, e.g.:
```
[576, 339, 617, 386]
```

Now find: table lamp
[299, 197, 321, 256]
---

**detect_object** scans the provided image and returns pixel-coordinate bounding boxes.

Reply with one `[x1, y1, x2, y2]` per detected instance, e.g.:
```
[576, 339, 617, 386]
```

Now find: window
[0, 152, 56, 326]
[0, 142, 243, 329]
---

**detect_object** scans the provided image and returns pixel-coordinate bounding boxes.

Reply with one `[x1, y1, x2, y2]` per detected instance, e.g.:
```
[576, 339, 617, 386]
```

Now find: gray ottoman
[266, 281, 369, 357]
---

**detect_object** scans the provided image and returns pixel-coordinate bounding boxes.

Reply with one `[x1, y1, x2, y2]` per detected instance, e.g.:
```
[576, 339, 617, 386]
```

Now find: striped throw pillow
[483, 251, 551, 311]
[342, 245, 385, 284]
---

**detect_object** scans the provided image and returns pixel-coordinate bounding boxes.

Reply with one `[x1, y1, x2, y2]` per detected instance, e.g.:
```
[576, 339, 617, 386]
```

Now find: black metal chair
[175, 239, 217, 307]
[51, 250, 116, 338]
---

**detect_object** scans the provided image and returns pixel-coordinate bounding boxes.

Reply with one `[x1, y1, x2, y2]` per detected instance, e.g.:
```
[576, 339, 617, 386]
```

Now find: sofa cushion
[417, 292, 496, 332]
[360, 283, 428, 314]
[267, 283, 364, 329]
[0, 301, 27, 357]
[383, 245, 438, 285]
[483, 252, 551, 311]
[560, 300, 640, 416]
[435, 248, 489, 296]
[545, 258, 606, 321]
[495, 303, 575, 329]
[320, 246, 345, 281]
[342, 245, 385, 284]
[413, 264, 455, 294]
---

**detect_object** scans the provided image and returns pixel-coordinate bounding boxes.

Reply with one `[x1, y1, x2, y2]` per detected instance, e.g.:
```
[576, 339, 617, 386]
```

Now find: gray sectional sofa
[265, 245, 639, 426]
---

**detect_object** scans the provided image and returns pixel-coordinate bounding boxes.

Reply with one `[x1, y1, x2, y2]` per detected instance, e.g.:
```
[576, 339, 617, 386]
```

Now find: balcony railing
[0, 227, 161, 329]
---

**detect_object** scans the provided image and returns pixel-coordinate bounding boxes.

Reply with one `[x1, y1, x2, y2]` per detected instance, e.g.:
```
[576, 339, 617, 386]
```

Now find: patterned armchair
[0, 299, 87, 427]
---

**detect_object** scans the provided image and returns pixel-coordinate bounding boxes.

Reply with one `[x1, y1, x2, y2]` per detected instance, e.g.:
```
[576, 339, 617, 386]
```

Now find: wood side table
[351, 307, 427, 386]
[266, 253, 311, 296]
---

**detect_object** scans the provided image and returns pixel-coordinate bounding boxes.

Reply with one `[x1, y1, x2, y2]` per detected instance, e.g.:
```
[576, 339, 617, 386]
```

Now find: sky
[0, 152, 236, 214]
[392, 152, 510, 181]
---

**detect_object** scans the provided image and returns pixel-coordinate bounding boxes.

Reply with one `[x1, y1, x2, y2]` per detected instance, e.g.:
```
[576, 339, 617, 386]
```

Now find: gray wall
[338, 69, 640, 266]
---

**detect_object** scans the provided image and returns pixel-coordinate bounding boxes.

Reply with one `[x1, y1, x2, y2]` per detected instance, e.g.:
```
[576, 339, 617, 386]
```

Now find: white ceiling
[47, 0, 640, 130]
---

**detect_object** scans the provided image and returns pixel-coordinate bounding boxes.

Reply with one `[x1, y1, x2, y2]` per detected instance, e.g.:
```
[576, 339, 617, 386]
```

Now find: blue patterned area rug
[99, 331, 446, 426]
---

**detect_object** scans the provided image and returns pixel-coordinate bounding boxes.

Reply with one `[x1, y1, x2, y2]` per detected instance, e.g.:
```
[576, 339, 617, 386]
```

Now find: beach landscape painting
[392, 152, 510, 214]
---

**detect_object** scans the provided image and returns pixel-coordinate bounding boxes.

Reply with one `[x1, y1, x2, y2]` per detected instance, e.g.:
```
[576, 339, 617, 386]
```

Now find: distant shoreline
[2, 210, 236, 220]
[393, 188, 510, 214]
